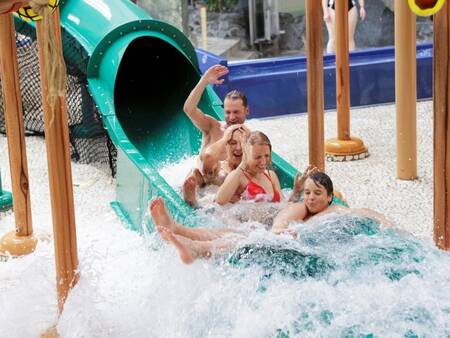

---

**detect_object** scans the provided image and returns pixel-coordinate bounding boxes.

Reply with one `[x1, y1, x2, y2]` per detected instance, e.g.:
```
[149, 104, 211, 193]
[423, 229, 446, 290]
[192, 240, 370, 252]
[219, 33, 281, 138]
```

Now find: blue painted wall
[196, 44, 432, 119]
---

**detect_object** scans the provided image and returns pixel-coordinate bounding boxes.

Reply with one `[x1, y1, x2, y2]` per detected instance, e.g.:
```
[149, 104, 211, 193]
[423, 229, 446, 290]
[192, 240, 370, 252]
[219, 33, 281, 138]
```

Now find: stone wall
[279, 0, 432, 51]
[188, 7, 249, 48]
[136, 0, 188, 33]
[186, 0, 433, 53]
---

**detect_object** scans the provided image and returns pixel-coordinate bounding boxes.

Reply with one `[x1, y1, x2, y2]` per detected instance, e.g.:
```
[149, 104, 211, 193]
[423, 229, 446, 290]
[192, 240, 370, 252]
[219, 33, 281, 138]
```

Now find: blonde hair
[247, 131, 272, 167]
[247, 131, 272, 151]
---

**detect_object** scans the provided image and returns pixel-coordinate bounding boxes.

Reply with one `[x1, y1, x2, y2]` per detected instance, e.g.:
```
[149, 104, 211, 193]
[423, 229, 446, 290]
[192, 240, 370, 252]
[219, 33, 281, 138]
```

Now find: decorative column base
[325, 136, 369, 162]
[0, 230, 37, 260]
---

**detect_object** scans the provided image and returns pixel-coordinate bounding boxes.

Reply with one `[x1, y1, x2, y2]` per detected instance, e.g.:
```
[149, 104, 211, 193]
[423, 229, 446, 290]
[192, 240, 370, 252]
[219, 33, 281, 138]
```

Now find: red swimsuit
[242, 171, 281, 203]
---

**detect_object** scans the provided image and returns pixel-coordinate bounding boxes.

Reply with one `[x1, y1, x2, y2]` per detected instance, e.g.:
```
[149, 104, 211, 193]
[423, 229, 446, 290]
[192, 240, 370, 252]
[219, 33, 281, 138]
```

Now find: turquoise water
[177, 213, 450, 337]
[152, 159, 449, 336]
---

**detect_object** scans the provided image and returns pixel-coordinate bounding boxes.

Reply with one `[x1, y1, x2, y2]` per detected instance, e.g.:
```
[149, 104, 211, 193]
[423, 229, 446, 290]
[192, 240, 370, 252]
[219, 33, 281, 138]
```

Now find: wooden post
[335, 0, 350, 141]
[325, 0, 368, 162]
[395, 0, 417, 180]
[433, 1, 450, 250]
[36, 8, 78, 311]
[0, 13, 36, 257]
[305, 0, 325, 171]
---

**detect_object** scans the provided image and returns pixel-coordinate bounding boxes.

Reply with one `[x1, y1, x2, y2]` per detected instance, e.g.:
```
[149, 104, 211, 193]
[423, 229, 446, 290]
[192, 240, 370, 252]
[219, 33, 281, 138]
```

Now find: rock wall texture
[138, 0, 433, 53]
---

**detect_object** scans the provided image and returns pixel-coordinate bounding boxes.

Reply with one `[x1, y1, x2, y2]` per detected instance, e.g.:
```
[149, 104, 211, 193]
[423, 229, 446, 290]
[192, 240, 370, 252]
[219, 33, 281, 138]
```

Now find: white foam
[0, 101, 446, 336]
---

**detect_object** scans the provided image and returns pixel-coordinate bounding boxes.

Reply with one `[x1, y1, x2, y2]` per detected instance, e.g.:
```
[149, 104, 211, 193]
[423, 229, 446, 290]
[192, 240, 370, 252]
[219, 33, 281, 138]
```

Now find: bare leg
[158, 227, 240, 264]
[348, 7, 358, 51]
[326, 9, 336, 54]
[183, 169, 204, 207]
[150, 197, 245, 241]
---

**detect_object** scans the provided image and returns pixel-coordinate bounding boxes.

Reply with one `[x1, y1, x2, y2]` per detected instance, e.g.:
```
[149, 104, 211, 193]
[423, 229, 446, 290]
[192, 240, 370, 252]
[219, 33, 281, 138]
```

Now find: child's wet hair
[307, 171, 334, 204]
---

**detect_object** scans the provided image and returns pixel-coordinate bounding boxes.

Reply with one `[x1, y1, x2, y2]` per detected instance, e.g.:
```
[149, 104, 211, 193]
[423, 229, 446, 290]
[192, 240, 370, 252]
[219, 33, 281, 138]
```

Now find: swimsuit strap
[242, 170, 281, 202]
[243, 170, 268, 195]
[263, 170, 277, 192]
[243, 170, 271, 188]
[264, 170, 281, 202]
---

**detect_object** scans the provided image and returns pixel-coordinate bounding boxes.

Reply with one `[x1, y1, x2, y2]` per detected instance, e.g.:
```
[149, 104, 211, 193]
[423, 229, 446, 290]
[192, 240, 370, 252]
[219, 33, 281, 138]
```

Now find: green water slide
[0, 169, 12, 211]
[17, 0, 299, 231]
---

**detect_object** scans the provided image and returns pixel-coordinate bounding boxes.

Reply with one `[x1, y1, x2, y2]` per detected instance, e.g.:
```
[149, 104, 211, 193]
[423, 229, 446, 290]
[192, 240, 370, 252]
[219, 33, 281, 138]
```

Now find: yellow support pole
[395, 0, 417, 180]
[0, 13, 36, 258]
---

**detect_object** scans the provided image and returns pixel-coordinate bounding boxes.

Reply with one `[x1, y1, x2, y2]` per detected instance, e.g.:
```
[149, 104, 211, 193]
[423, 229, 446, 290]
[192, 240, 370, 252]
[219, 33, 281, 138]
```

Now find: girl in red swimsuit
[215, 131, 283, 204]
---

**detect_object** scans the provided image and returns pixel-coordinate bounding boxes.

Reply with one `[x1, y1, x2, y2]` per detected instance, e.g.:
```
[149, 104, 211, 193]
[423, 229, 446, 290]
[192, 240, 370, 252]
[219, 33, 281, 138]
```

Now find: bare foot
[149, 198, 177, 232]
[158, 227, 200, 264]
[183, 175, 198, 207]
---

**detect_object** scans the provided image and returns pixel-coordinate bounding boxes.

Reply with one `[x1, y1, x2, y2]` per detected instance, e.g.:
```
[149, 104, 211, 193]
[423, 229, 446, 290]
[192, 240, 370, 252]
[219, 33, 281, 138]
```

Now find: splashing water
[2, 150, 449, 337]
[151, 157, 450, 336]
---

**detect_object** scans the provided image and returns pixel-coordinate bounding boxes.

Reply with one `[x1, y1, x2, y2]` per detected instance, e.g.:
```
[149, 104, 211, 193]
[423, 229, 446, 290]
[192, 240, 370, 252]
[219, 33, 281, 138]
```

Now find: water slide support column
[433, 0, 450, 250]
[305, 0, 325, 171]
[395, 0, 417, 180]
[325, 0, 368, 161]
[36, 8, 79, 312]
[0, 13, 36, 258]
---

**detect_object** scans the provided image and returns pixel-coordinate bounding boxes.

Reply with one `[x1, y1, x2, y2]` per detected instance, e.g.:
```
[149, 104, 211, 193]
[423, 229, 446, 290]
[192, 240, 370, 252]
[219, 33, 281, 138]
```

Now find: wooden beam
[305, 0, 325, 171]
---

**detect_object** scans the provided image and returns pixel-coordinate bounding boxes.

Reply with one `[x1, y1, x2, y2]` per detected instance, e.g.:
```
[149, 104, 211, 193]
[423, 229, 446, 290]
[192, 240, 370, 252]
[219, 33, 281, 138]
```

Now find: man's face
[0, 1, 26, 14]
[223, 98, 248, 126]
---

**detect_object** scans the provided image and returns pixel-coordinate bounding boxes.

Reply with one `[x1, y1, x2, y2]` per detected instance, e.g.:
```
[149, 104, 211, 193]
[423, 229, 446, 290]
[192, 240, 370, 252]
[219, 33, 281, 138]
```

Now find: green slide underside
[15, 0, 343, 233]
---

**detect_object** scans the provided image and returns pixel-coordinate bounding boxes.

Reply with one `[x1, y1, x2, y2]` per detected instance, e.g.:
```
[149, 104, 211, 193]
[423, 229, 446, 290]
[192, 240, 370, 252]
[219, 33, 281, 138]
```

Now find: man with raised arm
[182, 64, 250, 206]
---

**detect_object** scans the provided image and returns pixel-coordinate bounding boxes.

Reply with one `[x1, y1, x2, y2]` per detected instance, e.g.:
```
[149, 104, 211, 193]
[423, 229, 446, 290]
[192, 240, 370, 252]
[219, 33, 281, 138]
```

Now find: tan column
[433, 1, 450, 250]
[305, 0, 325, 171]
[0, 13, 36, 257]
[335, 0, 350, 140]
[36, 9, 78, 311]
[395, 0, 417, 180]
[325, 0, 368, 162]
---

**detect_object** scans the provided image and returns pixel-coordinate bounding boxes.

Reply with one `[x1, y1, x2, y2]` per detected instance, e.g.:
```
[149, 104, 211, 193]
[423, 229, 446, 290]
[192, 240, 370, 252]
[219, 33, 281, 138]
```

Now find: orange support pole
[433, 0, 450, 250]
[36, 8, 78, 312]
[325, 0, 368, 162]
[0, 13, 36, 257]
[335, 0, 350, 141]
[395, 0, 417, 180]
[305, 0, 325, 171]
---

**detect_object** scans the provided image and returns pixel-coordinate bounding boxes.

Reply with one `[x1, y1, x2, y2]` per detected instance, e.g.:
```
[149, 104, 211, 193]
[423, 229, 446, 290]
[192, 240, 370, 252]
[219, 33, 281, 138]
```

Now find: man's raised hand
[203, 65, 229, 85]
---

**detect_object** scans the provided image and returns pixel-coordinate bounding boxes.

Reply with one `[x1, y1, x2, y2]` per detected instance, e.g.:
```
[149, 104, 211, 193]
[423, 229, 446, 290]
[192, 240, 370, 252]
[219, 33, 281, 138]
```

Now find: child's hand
[293, 165, 318, 193]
